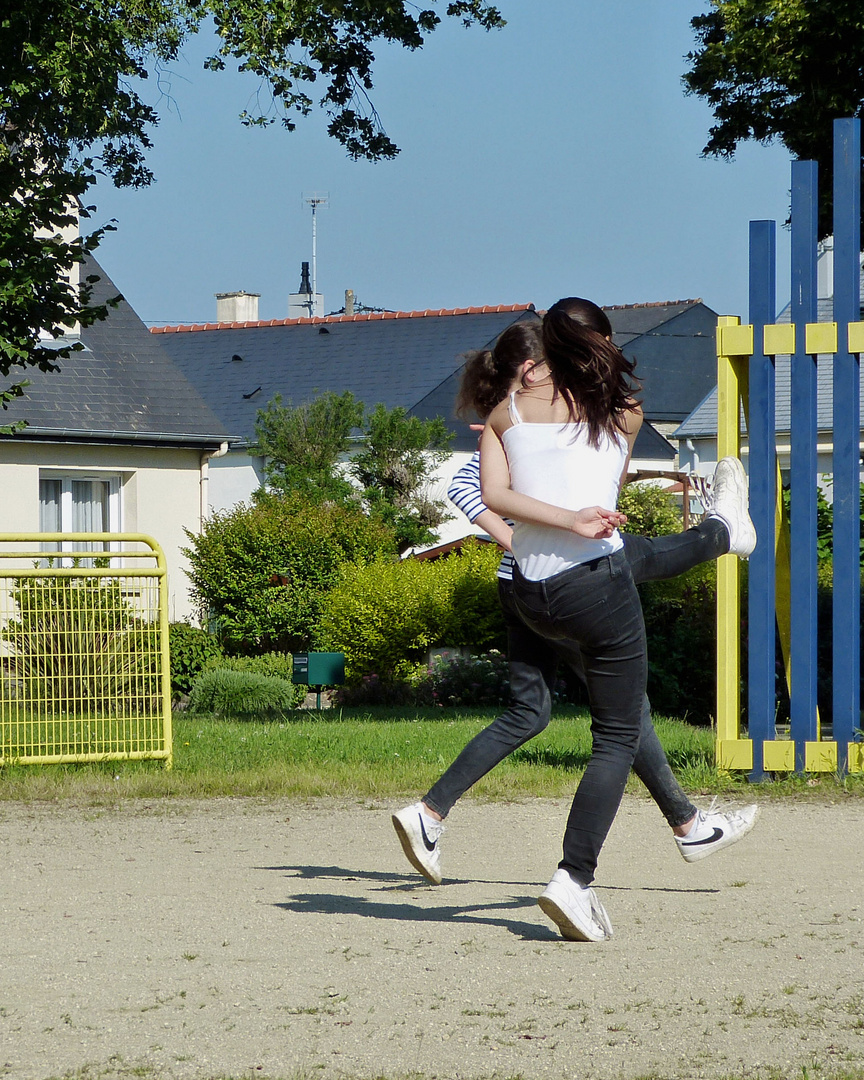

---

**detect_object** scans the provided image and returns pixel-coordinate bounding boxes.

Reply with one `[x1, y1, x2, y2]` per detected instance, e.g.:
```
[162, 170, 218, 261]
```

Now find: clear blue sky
[92, 0, 794, 326]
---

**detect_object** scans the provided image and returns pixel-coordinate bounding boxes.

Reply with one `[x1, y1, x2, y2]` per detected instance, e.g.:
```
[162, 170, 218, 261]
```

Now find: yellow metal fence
[0, 534, 172, 767]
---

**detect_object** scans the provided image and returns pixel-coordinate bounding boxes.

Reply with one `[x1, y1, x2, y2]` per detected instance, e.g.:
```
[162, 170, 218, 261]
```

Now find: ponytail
[456, 321, 544, 420]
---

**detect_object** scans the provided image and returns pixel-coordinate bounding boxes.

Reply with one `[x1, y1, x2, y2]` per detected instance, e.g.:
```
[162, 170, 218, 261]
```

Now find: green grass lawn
[1, 706, 863, 803]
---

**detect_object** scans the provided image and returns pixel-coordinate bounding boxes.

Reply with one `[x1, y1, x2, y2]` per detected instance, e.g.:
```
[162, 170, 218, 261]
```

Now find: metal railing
[0, 534, 172, 768]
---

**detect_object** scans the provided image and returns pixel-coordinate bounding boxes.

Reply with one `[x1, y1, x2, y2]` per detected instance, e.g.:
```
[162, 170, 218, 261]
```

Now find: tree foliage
[352, 404, 453, 553]
[683, 0, 864, 240]
[253, 390, 364, 503]
[1, 1, 504, 412]
[254, 394, 454, 553]
[182, 490, 396, 653]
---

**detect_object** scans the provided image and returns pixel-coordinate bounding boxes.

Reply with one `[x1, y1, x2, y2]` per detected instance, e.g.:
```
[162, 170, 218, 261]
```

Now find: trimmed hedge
[316, 540, 504, 682]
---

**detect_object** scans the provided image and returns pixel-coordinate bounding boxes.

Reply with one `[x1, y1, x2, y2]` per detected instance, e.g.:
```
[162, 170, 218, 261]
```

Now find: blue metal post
[748, 220, 777, 780]
[789, 160, 819, 772]
[832, 118, 861, 771]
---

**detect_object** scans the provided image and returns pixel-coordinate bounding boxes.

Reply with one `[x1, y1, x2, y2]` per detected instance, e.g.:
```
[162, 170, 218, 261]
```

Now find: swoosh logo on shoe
[419, 817, 438, 852]
[681, 827, 724, 847]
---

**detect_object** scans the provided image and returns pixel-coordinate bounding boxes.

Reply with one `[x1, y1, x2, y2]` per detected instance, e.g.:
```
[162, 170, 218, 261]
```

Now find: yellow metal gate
[0, 534, 172, 767]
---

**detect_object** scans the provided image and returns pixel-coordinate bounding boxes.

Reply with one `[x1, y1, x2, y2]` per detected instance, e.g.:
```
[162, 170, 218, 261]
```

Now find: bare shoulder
[487, 398, 512, 436]
[621, 401, 643, 435]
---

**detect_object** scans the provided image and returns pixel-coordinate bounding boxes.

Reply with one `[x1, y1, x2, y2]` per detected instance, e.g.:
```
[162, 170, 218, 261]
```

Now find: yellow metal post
[715, 319, 753, 768]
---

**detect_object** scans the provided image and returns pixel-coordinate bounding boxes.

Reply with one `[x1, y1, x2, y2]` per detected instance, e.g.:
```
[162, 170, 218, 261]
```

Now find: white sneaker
[675, 802, 759, 863]
[706, 457, 757, 558]
[537, 868, 613, 942]
[392, 802, 444, 884]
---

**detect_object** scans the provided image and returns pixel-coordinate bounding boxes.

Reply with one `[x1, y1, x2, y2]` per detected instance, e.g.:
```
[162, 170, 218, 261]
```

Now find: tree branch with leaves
[1, 1, 504, 415]
[684, 0, 864, 241]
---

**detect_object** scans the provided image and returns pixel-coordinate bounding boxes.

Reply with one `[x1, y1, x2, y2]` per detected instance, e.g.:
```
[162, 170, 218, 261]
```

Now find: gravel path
[1, 796, 862, 1080]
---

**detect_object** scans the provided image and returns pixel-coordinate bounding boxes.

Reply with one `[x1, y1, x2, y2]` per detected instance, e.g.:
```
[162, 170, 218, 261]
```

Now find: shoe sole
[537, 893, 606, 942]
[392, 813, 441, 884]
[679, 806, 760, 863]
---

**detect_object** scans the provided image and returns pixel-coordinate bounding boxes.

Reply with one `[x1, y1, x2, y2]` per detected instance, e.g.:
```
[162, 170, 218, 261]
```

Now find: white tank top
[502, 392, 626, 581]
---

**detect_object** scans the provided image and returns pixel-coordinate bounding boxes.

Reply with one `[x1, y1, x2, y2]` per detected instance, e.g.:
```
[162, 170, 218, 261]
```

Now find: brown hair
[542, 297, 640, 447]
[456, 321, 545, 420]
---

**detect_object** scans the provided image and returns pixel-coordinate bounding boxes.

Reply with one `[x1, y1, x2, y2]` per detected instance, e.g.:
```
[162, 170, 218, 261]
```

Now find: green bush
[187, 668, 302, 718]
[316, 540, 504, 682]
[332, 672, 425, 707]
[169, 622, 223, 698]
[639, 562, 718, 723]
[1, 575, 156, 716]
[199, 652, 306, 708]
[426, 650, 510, 707]
[619, 481, 682, 537]
[183, 490, 396, 653]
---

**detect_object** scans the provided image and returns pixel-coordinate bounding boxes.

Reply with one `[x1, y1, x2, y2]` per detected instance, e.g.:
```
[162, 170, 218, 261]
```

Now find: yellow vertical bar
[715, 318, 749, 752]
[156, 547, 173, 770]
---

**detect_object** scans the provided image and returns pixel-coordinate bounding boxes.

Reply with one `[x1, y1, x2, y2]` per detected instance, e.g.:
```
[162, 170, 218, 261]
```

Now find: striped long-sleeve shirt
[447, 451, 516, 581]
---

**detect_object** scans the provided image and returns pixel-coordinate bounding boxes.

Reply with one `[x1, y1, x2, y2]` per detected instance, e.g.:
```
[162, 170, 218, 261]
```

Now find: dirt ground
[1, 795, 862, 1080]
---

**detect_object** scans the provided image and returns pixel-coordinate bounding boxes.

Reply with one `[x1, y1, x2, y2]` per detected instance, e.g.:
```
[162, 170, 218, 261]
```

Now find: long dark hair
[542, 297, 640, 447]
[456, 321, 545, 420]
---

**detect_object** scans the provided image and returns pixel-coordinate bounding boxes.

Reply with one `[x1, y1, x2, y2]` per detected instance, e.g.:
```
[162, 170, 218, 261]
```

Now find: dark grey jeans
[422, 519, 729, 883]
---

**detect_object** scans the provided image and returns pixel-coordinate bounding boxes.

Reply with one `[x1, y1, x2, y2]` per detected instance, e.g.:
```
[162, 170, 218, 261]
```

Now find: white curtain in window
[39, 479, 62, 556]
[72, 480, 109, 533]
[39, 479, 62, 531]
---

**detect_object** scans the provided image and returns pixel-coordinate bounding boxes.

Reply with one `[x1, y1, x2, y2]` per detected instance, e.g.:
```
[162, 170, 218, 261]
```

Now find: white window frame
[39, 471, 124, 564]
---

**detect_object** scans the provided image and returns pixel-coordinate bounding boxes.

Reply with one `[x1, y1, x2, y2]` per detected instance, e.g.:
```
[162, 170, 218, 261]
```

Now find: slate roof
[604, 300, 720, 424]
[153, 306, 542, 453]
[0, 257, 231, 447]
[153, 300, 708, 459]
[674, 295, 863, 440]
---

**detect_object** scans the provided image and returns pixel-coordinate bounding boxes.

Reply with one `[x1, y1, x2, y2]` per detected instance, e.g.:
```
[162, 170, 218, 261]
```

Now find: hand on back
[571, 506, 627, 539]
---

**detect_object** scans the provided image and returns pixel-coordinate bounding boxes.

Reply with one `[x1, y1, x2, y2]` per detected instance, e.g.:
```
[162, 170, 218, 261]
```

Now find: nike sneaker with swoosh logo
[392, 802, 444, 884]
[675, 802, 759, 862]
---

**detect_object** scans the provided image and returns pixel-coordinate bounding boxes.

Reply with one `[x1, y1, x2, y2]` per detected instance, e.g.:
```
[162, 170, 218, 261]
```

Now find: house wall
[206, 449, 265, 514]
[0, 442, 209, 622]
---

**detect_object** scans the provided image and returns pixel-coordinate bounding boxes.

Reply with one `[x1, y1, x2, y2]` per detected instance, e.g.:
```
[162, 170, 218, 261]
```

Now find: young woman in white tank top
[392, 322, 757, 901]
[479, 298, 650, 942]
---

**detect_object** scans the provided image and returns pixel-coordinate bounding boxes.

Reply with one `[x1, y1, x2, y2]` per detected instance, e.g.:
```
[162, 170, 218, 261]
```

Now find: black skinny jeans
[422, 518, 729, 883]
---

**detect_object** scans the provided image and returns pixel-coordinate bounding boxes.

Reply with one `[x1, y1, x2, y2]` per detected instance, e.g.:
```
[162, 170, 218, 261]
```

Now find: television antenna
[303, 192, 329, 302]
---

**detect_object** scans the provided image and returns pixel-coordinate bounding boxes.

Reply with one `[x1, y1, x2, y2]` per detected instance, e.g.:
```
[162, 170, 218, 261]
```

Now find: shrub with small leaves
[316, 539, 504, 681]
[169, 623, 223, 698]
[618, 481, 682, 537]
[183, 491, 395, 653]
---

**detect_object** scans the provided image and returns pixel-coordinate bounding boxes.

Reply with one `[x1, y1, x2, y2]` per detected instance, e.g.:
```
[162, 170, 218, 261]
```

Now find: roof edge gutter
[0, 427, 239, 449]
